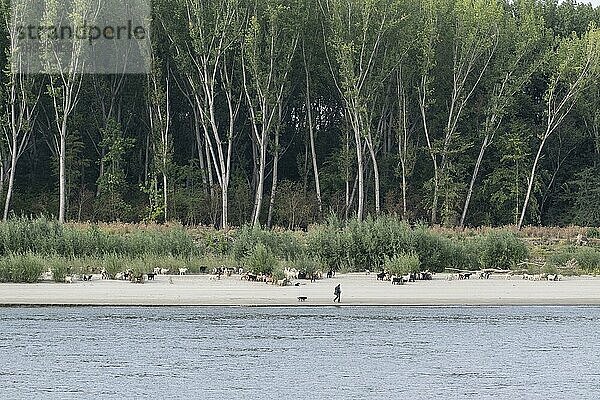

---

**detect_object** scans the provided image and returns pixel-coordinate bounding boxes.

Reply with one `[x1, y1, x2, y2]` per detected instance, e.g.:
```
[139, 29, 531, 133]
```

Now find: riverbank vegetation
[0, 218, 598, 283]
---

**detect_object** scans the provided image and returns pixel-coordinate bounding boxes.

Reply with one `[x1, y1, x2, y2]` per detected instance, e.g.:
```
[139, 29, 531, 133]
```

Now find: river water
[0, 306, 599, 399]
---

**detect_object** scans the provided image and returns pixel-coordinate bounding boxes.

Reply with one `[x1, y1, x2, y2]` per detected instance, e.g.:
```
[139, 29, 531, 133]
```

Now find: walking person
[333, 284, 341, 303]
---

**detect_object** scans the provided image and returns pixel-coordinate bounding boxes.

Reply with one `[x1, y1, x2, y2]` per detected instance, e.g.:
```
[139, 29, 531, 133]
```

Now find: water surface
[1, 306, 599, 399]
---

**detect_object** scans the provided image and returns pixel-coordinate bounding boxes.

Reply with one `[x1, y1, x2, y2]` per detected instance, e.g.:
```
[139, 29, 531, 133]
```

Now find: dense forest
[1, 0, 599, 229]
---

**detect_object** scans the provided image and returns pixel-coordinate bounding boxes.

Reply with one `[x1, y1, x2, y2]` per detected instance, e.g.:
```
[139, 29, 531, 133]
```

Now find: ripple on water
[0, 306, 599, 400]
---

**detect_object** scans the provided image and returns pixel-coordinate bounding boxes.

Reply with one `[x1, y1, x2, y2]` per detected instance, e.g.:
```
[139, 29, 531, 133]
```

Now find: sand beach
[2, 273, 600, 306]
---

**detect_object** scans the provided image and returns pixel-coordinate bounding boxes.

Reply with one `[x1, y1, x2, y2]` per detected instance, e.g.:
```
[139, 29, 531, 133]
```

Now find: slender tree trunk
[267, 125, 280, 228]
[307, 99, 323, 214]
[205, 136, 214, 194]
[348, 108, 364, 221]
[355, 130, 364, 221]
[366, 138, 380, 215]
[460, 134, 490, 228]
[419, 83, 438, 225]
[192, 110, 209, 194]
[251, 139, 259, 193]
[252, 131, 267, 227]
[398, 109, 408, 220]
[3, 141, 18, 221]
[303, 142, 309, 192]
[518, 135, 547, 229]
[162, 170, 168, 222]
[348, 171, 359, 216]
[221, 185, 228, 230]
[144, 130, 150, 186]
[344, 128, 350, 220]
[0, 163, 4, 206]
[59, 122, 67, 223]
[398, 100, 408, 220]
[304, 45, 322, 214]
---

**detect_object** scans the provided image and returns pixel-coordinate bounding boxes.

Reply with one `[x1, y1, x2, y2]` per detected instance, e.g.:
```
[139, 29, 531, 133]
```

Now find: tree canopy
[1, 0, 599, 228]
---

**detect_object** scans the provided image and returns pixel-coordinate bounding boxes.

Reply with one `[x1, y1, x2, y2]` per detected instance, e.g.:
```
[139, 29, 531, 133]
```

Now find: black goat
[392, 277, 403, 285]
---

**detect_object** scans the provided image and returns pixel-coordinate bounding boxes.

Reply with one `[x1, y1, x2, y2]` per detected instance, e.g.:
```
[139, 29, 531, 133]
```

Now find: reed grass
[0, 217, 586, 282]
[0, 253, 45, 283]
[0, 216, 202, 258]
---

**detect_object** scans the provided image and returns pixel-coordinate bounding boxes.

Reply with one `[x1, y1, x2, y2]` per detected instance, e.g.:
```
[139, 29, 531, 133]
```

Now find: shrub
[480, 231, 528, 270]
[573, 247, 600, 271]
[0, 217, 202, 259]
[542, 263, 559, 275]
[346, 218, 376, 271]
[307, 224, 349, 271]
[244, 243, 277, 275]
[0, 253, 45, 283]
[129, 259, 147, 280]
[200, 229, 231, 255]
[383, 252, 420, 276]
[0, 259, 9, 282]
[51, 263, 71, 283]
[232, 225, 302, 262]
[371, 217, 413, 266]
[271, 265, 286, 281]
[411, 227, 454, 273]
[549, 247, 600, 272]
[103, 255, 124, 279]
[292, 254, 320, 276]
[587, 228, 600, 239]
[450, 240, 483, 271]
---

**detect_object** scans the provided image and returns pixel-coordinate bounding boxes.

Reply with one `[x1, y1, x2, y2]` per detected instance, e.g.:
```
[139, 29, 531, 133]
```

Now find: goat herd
[373, 270, 434, 286]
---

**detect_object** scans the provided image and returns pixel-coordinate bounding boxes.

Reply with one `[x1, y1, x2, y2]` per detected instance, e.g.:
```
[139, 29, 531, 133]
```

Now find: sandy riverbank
[3, 273, 600, 306]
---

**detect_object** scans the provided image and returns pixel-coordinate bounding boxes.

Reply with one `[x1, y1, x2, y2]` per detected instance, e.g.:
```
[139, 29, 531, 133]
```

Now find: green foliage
[0, 253, 45, 283]
[271, 265, 286, 281]
[232, 225, 302, 262]
[50, 263, 71, 283]
[307, 223, 350, 271]
[307, 219, 528, 273]
[567, 168, 600, 226]
[129, 259, 147, 280]
[450, 240, 483, 271]
[95, 118, 134, 221]
[383, 252, 420, 276]
[243, 243, 277, 275]
[587, 228, 600, 239]
[0, 218, 202, 258]
[201, 230, 232, 255]
[542, 263, 559, 275]
[411, 227, 455, 272]
[103, 255, 124, 279]
[480, 231, 529, 270]
[291, 254, 320, 276]
[549, 246, 600, 272]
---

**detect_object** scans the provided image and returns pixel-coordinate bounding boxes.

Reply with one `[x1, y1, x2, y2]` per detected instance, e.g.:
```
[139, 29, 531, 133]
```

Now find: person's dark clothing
[333, 284, 341, 303]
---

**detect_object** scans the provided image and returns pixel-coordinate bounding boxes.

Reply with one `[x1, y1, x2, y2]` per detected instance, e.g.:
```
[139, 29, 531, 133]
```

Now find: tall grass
[307, 218, 528, 273]
[232, 225, 302, 262]
[243, 243, 277, 275]
[0, 217, 202, 258]
[0, 217, 538, 282]
[548, 246, 600, 273]
[0, 253, 45, 283]
[384, 252, 421, 276]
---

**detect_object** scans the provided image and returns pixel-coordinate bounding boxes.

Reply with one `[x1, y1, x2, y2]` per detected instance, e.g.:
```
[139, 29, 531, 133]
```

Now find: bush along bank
[0, 216, 548, 283]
